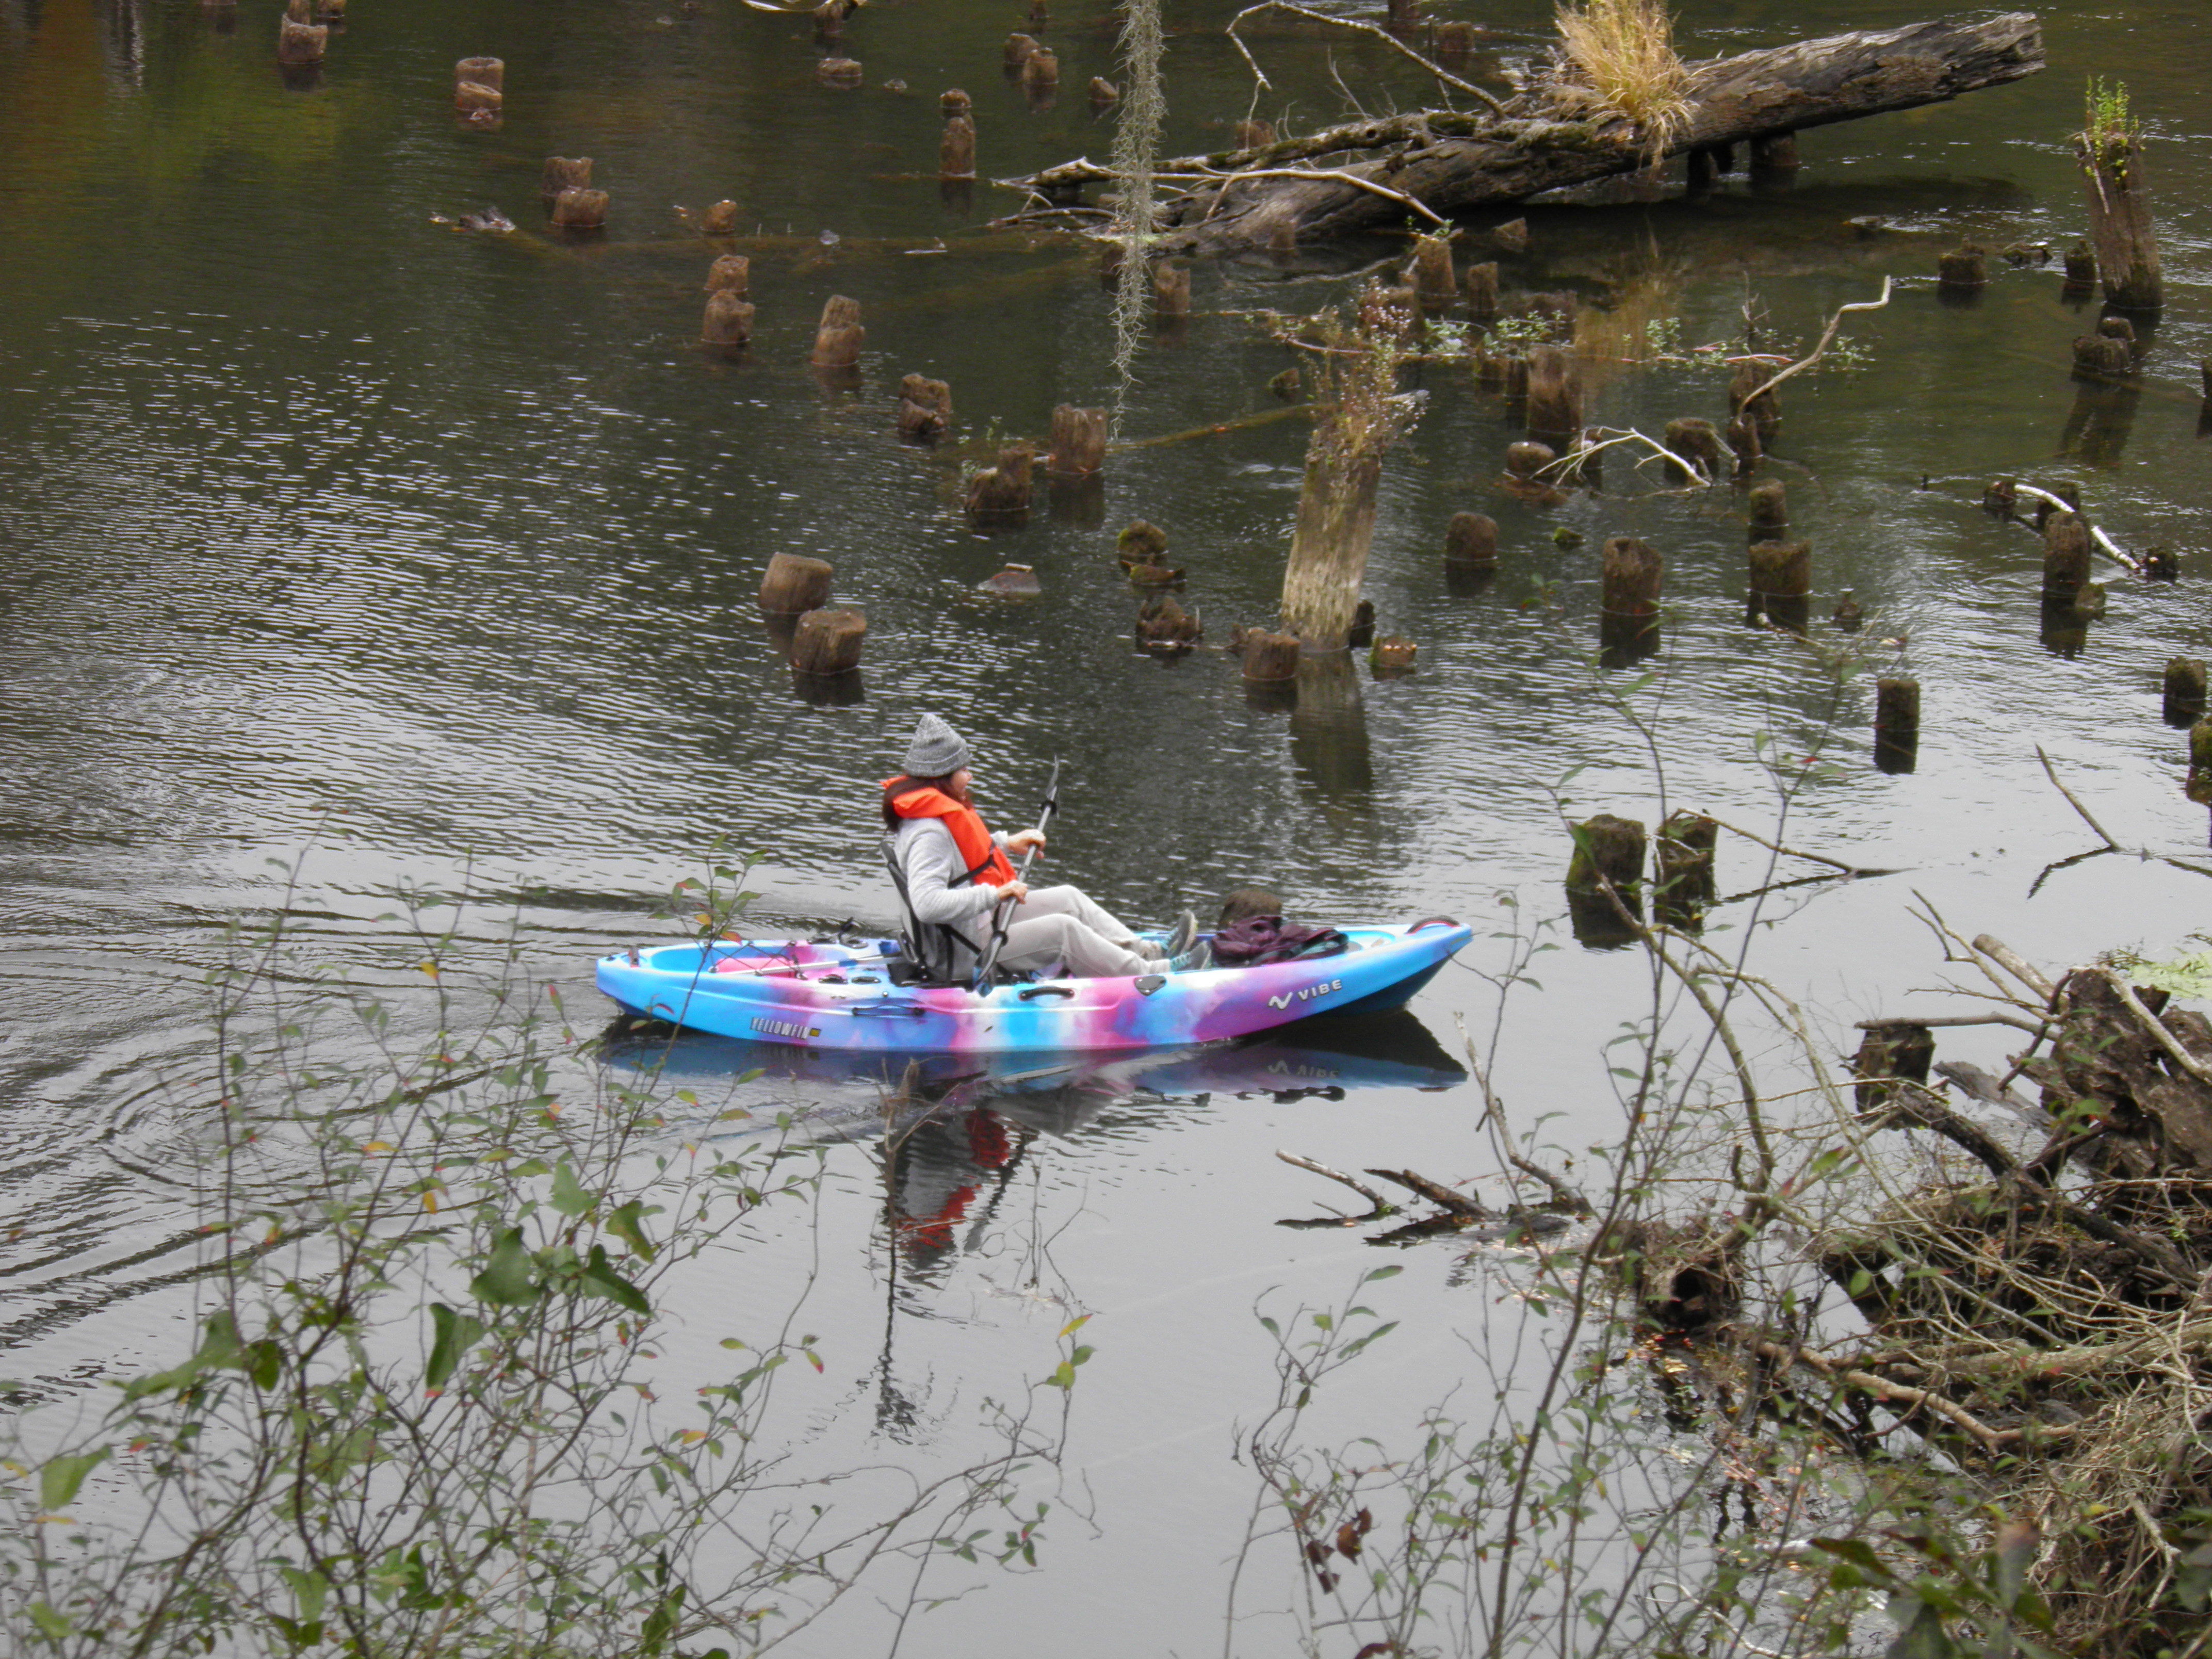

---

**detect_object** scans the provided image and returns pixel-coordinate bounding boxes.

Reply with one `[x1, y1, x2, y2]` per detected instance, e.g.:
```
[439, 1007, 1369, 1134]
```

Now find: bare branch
[1275, 1150, 1393, 1214]
[1738, 276, 1894, 410]
[1224, 1, 1506, 111]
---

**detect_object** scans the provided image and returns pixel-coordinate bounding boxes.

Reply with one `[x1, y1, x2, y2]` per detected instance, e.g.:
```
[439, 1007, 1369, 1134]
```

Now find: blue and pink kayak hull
[593, 921, 1471, 1054]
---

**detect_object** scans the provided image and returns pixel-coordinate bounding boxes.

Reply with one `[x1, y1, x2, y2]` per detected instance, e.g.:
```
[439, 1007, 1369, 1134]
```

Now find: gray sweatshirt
[884, 818, 1010, 976]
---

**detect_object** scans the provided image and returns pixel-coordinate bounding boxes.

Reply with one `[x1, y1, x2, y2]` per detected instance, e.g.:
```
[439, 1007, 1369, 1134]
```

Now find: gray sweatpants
[992, 885, 1163, 979]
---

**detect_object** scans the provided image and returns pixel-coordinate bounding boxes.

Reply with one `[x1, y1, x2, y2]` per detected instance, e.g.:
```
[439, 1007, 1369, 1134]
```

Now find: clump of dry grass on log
[1549, 0, 1691, 160]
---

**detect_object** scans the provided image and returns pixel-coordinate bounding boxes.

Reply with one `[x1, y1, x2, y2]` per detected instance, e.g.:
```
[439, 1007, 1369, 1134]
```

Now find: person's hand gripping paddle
[971, 758, 1061, 992]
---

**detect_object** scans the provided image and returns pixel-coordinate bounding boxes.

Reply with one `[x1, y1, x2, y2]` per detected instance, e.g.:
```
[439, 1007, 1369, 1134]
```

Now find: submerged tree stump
[1282, 333, 1416, 648]
[1654, 810, 1717, 929]
[1566, 814, 1647, 893]
[965, 444, 1035, 521]
[1152, 261, 1192, 318]
[1003, 31, 1039, 68]
[1020, 47, 1059, 94]
[277, 18, 327, 62]
[790, 608, 866, 676]
[702, 200, 738, 236]
[543, 157, 593, 199]
[1525, 345, 1582, 444]
[1875, 677, 1921, 772]
[1018, 15, 2046, 257]
[702, 291, 756, 347]
[706, 254, 750, 296]
[1730, 363, 1781, 450]
[1462, 260, 1499, 322]
[2043, 511, 2093, 606]
[1047, 405, 1108, 478]
[1663, 418, 1728, 483]
[1241, 630, 1300, 682]
[817, 57, 864, 87]
[1747, 479, 1788, 536]
[1937, 242, 1988, 291]
[2190, 720, 2212, 804]
[1369, 636, 1417, 676]
[1852, 1020, 1935, 1110]
[1600, 536, 1663, 660]
[1748, 540, 1812, 631]
[2165, 658, 2208, 727]
[2062, 237, 2096, 288]
[551, 188, 608, 230]
[760, 552, 834, 615]
[2073, 331, 2131, 380]
[1136, 594, 1202, 648]
[810, 296, 865, 367]
[1409, 234, 1456, 314]
[2078, 122, 2162, 311]
[941, 115, 977, 178]
[896, 374, 952, 440]
[1444, 511, 1498, 568]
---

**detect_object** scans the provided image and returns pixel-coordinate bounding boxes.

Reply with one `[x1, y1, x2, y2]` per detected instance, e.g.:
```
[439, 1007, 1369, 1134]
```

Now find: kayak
[593, 919, 1472, 1054]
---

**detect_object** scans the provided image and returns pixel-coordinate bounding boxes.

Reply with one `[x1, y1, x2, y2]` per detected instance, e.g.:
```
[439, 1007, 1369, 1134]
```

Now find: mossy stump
[760, 552, 833, 616]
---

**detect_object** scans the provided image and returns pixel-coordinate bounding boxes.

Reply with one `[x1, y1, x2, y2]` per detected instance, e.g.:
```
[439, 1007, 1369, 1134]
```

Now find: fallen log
[1015, 13, 2042, 257]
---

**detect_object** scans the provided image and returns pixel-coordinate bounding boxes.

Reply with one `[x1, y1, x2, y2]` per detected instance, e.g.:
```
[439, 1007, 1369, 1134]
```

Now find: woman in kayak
[882, 714, 1208, 984]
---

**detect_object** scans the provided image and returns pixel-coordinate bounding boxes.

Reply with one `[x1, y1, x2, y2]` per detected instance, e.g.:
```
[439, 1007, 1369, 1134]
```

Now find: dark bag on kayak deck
[1210, 914, 1349, 967]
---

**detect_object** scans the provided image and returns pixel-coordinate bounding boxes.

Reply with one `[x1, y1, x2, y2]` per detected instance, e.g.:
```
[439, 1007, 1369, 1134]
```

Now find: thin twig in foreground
[1738, 276, 1894, 410]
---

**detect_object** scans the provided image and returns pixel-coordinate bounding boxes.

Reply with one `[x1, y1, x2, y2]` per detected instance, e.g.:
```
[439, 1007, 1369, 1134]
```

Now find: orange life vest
[882, 778, 1016, 888]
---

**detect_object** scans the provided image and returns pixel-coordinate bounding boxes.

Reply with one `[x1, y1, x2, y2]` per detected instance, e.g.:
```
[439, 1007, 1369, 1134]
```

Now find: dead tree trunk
[2077, 129, 2161, 312]
[1280, 334, 1417, 649]
[1017, 14, 2043, 257]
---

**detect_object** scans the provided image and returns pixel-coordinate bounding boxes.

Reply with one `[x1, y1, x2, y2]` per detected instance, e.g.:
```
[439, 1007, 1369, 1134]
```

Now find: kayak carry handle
[1409, 916, 1461, 931]
[1017, 985, 1077, 1001]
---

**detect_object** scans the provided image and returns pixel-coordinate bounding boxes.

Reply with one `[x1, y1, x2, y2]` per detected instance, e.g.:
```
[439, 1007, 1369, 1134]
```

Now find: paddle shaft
[972, 759, 1061, 991]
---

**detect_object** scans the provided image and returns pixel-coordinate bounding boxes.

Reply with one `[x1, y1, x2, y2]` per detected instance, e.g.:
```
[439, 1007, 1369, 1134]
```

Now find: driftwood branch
[1225, 2, 1505, 112]
[1737, 278, 1894, 410]
[1749, 1337, 2025, 1453]
[1276, 1150, 1394, 1216]
[1706, 817, 1896, 878]
[1971, 934, 2058, 1003]
[2011, 483, 2146, 577]
[1366, 1167, 1488, 1217]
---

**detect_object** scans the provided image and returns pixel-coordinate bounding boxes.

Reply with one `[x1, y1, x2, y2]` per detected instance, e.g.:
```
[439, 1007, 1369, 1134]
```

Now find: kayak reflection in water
[880, 713, 1209, 984]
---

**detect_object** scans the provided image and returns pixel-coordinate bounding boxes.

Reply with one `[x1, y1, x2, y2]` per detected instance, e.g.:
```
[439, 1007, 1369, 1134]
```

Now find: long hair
[881, 771, 969, 832]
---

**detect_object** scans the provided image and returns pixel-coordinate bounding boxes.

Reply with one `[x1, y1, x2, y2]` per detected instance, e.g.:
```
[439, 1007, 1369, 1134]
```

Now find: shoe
[1163, 909, 1198, 957]
[1163, 940, 1213, 974]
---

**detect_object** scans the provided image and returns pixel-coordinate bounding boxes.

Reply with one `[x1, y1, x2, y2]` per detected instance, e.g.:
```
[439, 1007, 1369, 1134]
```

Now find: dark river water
[5, 0, 2212, 1650]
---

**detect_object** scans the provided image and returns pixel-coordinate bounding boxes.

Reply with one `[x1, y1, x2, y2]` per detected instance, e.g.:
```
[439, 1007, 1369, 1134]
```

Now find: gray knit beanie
[903, 713, 970, 777]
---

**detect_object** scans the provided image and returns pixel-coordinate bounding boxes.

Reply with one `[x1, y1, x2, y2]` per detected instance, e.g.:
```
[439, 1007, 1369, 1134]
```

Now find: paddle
[971, 757, 1061, 993]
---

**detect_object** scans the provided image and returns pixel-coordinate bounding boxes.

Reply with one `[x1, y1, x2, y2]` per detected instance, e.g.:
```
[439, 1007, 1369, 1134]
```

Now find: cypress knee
[1088, 78, 1120, 106]
[456, 56, 503, 89]
[810, 296, 865, 368]
[1504, 441, 1553, 480]
[1020, 47, 1058, 93]
[1047, 405, 1108, 478]
[816, 57, 865, 86]
[2043, 511, 2092, 605]
[1602, 537, 1662, 619]
[2073, 332, 2130, 380]
[1410, 234, 1455, 314]
[1003, 31, 1038, 68]
[543, 157, 593, 200]
[1369, 636, 1417, 676]
[702, 291, 756, 347]
[1241, 630, 1300, 682]
[790, 609, 866, 676]
[702, 200, 738, 236]
[1444, 512, 1497, 568]
[1434, 20, 1475, 60]
[456, 80, 503, 117]
[551, 188, 608, 230]
[2165, 658, 2208, 727]
[706, 254, 749, 296]
[760, 553, 834, 615]
[2062, 238, 2096, 289]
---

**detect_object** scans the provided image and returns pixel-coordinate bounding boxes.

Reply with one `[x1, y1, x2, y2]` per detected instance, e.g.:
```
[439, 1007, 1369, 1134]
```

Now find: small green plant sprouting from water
[2080, 75, 2135, 180]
